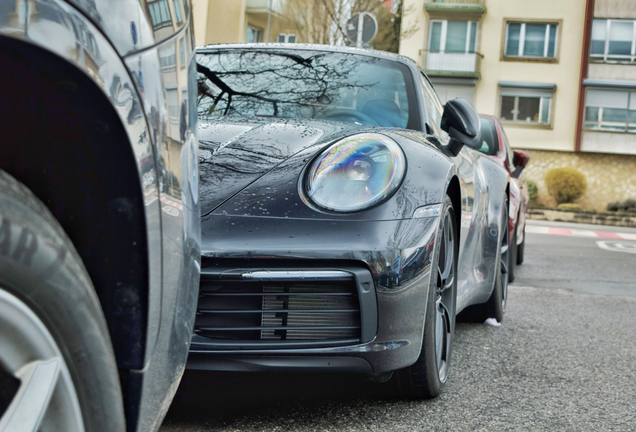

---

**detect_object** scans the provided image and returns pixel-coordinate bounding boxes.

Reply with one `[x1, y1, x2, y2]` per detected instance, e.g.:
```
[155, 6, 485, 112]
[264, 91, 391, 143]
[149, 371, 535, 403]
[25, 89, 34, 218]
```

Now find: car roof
[196, 43, 418, 67]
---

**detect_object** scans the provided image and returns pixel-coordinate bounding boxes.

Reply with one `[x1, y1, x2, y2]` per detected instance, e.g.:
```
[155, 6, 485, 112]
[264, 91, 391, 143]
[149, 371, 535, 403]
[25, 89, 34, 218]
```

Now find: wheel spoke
[0, 359, 61, 432]
[501, 258, 508, 275]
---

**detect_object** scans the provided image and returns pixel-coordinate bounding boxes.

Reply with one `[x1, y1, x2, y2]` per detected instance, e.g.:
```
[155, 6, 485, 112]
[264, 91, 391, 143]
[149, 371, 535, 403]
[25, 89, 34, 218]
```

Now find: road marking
[526, 226, 550, 234]
[570, 230, 598, 237]
[526, 226, 636, 240]
[596, 240, 636, 254]
[617, 233, 636, 241]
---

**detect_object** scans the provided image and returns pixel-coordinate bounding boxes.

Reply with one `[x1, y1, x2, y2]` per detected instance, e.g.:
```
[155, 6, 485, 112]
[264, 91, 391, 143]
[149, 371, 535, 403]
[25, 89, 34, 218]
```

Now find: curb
[527, 208, 636, 228]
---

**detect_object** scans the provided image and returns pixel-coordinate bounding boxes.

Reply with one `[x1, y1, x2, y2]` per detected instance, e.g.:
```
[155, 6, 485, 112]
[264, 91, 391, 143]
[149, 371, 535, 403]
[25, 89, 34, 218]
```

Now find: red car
[478, 115, 531, 282]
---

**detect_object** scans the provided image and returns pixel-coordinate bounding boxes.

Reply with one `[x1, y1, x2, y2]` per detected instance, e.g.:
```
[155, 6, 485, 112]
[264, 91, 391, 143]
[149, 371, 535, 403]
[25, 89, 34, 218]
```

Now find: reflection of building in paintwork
[578, 0, 636, 155]
[192, 0, 297, 46]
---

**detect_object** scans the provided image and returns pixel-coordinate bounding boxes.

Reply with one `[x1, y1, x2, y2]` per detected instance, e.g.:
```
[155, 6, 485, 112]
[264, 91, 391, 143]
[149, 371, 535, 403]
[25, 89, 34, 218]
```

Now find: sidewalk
[527, 207, 636, 228]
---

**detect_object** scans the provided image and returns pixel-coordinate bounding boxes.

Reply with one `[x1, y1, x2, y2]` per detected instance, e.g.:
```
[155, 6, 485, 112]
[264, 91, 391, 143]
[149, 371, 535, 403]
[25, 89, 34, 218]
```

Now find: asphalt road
[162, 220, 636, 431]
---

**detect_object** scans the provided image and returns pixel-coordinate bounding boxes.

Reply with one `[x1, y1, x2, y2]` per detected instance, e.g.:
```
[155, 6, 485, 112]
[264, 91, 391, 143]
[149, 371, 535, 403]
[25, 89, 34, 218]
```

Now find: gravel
[161, 285, 636, 432]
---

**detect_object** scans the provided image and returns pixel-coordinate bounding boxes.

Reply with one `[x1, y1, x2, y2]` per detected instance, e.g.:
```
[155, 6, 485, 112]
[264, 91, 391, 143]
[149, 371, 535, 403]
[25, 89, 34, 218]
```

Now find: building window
[172, 0, 184, 24]
[247, 26, 262, 43]
[499, 83, 554, 126]
[277, 34, 297, 43]
[584, 89, 636, 132]
[148, 0, 172, 31]
[166, 87, 179, 123]
[590, 19, 636, 62]
[179, 37, 186, 68]
[504, 22, 558, 59]
[429, 20, 477, 54]
[159, 43, 176, 70]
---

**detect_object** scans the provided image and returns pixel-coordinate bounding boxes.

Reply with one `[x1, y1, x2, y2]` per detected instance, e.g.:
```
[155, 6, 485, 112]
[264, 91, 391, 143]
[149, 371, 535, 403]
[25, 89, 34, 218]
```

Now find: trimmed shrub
[607, 198, 636, 213]
[544, 168, 587, 205]
[557, 203, 582, 211]
[527, 180, 538, 202]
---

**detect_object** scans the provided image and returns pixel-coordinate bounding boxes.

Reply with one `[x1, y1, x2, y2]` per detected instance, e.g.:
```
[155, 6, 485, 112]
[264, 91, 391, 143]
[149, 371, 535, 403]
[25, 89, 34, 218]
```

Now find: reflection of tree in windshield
[196, 50, 412, 128]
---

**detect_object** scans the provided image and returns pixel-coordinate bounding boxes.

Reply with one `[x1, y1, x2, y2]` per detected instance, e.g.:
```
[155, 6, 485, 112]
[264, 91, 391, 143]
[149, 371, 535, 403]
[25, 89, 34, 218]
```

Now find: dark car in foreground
[0, 1, 200, 431]
[477, 115, 531, 282]
[189, 44, 510, 398]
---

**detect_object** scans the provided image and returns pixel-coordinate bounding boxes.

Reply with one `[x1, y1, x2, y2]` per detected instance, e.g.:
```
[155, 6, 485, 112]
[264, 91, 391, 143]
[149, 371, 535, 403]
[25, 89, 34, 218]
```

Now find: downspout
[575, 0, 595, 151]
[266, 0, 272, 42]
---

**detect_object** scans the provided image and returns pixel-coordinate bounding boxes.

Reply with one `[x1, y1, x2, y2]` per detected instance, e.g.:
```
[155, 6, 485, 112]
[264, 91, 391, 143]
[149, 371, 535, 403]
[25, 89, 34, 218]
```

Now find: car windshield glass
[196, 49, 418, 129]
[477, 117, 498, 156]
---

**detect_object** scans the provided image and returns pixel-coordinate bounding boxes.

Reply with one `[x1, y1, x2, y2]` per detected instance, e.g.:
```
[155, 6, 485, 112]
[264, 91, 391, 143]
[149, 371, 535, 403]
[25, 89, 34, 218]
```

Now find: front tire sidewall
[0, 171, 125, 432]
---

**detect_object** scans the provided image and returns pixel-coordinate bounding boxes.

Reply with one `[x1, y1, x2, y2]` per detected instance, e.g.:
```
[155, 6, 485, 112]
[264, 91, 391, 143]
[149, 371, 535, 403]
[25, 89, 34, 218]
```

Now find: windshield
[196, 49, 419, 129]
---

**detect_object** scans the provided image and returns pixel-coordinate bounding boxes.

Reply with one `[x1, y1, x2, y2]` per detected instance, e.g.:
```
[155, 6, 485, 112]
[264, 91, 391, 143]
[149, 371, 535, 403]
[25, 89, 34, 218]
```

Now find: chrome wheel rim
[500, 217, 510, 311]
[0, 288, 84, 432]
[435, 210, 455, 383]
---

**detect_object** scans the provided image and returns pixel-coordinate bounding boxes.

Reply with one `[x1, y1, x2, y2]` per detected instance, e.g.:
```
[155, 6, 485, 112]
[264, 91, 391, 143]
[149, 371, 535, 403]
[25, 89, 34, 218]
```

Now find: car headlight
[304, 133, 406, 212]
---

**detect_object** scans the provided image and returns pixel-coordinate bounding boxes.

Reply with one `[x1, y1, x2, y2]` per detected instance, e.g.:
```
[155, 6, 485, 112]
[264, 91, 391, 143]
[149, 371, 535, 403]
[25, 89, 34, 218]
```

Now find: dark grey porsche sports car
[188, 44, 511, 398]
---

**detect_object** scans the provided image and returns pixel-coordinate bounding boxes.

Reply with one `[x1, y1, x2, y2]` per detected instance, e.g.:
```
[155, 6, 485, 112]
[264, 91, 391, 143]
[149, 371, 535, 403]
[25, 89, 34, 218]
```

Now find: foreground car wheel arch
[395, 195, 458, 399]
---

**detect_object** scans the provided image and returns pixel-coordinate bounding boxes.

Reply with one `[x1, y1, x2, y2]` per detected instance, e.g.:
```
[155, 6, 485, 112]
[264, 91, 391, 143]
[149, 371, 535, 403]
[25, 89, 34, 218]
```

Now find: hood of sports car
[198, 116, 369, 215]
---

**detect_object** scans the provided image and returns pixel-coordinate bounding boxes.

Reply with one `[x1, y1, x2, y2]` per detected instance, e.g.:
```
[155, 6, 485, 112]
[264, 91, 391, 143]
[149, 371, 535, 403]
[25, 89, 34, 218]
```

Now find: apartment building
[580, 0, 636, 155]
[401, 0, 636, 210]
[400, 0, 587, 152]
[193, 0, 295, 46]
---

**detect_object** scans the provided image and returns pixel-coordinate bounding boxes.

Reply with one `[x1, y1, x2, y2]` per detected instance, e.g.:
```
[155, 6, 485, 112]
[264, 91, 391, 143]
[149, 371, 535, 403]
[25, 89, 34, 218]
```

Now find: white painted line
[570, 230, 598, 237]
[617, 233, 636, 241]
[526, 226, 550, 234]
[596, 240, 636, 254]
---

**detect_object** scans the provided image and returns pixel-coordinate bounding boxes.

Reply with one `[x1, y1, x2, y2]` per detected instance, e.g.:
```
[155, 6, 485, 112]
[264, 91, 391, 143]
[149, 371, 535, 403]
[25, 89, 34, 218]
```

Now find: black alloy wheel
[396, 195, 457, 399]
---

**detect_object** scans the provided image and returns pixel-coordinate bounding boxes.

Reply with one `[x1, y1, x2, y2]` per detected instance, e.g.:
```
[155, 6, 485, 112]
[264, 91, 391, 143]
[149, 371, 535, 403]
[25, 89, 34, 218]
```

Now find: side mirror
[512, 150, 531, 177]
[440, 98, 481, 156]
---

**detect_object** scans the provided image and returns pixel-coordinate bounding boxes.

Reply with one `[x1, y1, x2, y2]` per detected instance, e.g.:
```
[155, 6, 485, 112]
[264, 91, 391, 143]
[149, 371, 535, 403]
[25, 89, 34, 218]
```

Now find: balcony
[424, 0, 486, 20]
[246, 0, 282, 13]
[421, 50, 482, 78]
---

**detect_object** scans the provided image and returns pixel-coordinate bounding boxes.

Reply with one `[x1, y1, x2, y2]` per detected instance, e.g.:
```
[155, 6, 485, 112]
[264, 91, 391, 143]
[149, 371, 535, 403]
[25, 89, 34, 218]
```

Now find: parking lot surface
[162, 221, 636, 431]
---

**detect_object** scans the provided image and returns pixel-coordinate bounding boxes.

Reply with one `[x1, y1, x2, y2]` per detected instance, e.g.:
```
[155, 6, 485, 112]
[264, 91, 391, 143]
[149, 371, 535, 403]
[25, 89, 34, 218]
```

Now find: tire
[508, 218, 517, 283]
[0, 170, 125, 432]
[516, 222, 526, 265]
[396, 196, 457, 399]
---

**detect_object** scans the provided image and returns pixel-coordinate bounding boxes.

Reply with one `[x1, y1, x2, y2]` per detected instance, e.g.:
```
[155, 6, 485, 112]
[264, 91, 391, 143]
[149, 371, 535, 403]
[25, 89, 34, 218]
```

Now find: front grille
[194, 270, 362, 347]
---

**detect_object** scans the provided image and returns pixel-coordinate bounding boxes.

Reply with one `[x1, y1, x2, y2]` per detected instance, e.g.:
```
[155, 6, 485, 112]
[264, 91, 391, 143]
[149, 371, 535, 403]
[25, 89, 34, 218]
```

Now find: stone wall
[521, 149, 636, 211]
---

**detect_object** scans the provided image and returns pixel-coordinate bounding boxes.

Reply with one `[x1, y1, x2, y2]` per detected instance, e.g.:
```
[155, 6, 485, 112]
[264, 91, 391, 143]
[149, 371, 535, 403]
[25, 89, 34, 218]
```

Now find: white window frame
[277, 34, 297, 43]
[584, 88, 636, 133]
[504, 22, 558, 59]
[428, 20, 478, 54]
[499, 90, 554, 126]
[590, 19, 636, 63]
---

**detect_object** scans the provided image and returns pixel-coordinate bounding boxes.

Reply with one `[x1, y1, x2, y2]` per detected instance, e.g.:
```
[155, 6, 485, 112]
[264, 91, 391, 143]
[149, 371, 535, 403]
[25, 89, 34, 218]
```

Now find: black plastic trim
[187, 353, 373, 373]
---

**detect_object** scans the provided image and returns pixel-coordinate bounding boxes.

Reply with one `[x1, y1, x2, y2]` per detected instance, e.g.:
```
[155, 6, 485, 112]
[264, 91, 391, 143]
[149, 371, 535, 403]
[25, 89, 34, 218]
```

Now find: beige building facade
[400, 0, 587, 153]
[193, 0, 297, 46]
[400, 0, 636, 210]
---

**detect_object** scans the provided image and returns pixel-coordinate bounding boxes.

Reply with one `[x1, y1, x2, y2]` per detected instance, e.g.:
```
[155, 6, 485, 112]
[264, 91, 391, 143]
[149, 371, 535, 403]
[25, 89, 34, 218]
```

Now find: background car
[477, 115, 531, 282]
[189, 44, 510, 399]
[0, 1, 200, 431]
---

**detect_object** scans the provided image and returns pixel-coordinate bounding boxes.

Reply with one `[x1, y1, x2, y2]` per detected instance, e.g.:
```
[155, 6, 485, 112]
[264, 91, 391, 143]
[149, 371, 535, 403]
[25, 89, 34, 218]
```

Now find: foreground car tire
[396, 196, 457, 399]
[0, 170, 125, 432]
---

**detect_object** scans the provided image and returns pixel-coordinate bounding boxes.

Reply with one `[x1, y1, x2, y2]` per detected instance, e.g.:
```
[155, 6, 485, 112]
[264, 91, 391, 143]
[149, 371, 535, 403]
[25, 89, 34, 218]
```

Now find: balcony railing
[421, 51, 482, 75]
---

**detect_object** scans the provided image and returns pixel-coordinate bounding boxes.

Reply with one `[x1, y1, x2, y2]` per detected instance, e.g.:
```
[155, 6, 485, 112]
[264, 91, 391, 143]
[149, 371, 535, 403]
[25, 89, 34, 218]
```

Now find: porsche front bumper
[188, 213, 440, 374]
